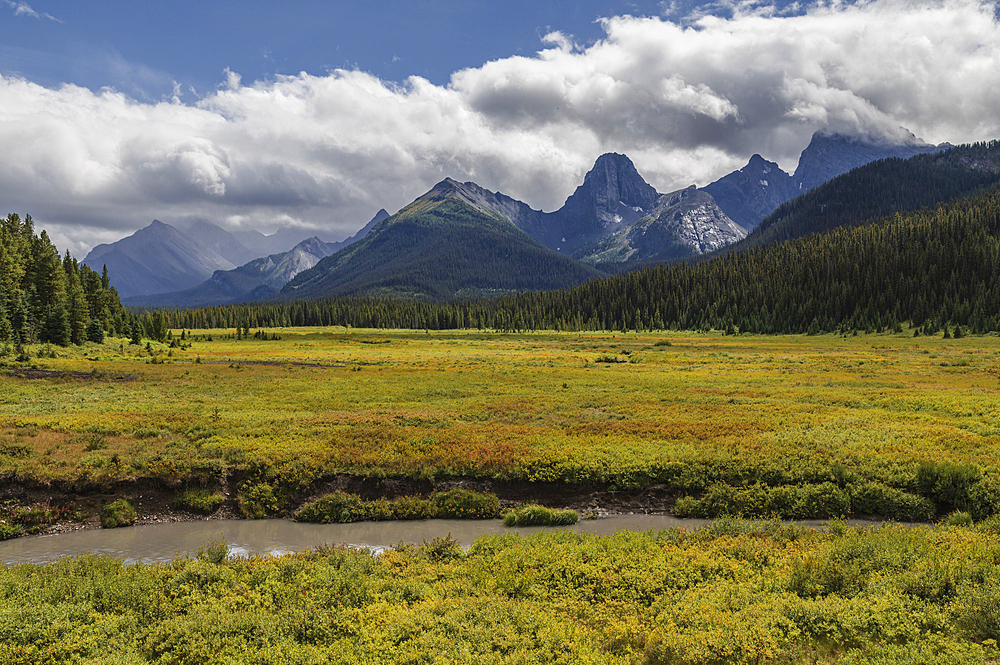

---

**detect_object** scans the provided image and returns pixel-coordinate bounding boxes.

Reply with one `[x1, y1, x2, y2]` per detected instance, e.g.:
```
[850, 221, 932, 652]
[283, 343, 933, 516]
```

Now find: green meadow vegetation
[5, 522, 1000, 664]
[4, 327, 1000, 661]
[1, 326, 999, 525]
[294, 488, 503, 524]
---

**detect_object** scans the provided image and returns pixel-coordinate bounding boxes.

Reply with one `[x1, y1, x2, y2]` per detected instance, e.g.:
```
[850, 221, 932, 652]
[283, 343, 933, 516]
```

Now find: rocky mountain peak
[579, 153, 660, 216]
[546, 153, 661, 254]
[743, 154, 773, 171]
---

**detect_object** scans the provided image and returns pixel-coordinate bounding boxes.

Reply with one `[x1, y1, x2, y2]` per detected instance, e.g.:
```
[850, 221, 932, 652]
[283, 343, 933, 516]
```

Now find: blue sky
[2, 1, 803, 95]
[1, 1, 999, 255]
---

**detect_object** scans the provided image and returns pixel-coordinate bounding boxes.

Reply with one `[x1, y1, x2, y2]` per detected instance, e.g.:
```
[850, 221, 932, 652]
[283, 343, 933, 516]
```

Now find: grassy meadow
[5, 521, 1000, 664]
[5, 328, 1000, 663]
[1, 327, 999, 521]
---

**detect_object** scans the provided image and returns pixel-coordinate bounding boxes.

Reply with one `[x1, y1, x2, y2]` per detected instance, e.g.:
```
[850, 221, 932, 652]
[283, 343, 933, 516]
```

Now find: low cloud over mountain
[2, 1, 999, 255]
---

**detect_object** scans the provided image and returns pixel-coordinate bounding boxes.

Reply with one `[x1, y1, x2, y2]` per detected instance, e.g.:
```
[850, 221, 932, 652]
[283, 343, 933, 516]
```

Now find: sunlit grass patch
[1, 328, 999, 519]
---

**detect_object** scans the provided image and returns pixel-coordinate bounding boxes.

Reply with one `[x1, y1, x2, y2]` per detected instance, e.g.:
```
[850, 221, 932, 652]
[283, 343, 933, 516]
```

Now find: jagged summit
[700, 129, 946, 231]
[544, 152, 660, 254]
[582, 153, 660, 210]
[701, 155, 797, 231]
[565, 152, 660, 223]
[415, 153, 741, 264]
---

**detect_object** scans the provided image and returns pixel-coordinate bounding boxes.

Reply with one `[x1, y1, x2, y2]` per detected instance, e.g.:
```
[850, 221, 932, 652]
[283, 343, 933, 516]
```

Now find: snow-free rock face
[701, 154, 798, 231]
[574, 186, 746, 264]
[793, 132, 944, 193]
[84, 220, 236, 299]
[544, 153, 661, 254]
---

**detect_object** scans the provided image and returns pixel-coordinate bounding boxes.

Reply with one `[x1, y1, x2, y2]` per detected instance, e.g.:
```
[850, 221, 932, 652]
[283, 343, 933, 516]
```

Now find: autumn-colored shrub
[502, 504, 578, 527]
[430, 488, 500, 519]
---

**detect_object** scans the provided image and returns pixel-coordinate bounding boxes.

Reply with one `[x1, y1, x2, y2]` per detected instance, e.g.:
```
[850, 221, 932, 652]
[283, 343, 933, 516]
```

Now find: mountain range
[700, 132, 946, 231]
[280, 132, 945, 301]
[87, 211, 388, 302]
[94, 130, 951, 306]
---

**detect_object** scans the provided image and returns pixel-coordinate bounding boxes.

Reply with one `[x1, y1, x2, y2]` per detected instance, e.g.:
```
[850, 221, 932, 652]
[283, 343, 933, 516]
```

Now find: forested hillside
[156, 185, 1000, 335]
[281, 184, 602, 300]
[0, 213, 131, 347]
[733, 140, 1000, 250]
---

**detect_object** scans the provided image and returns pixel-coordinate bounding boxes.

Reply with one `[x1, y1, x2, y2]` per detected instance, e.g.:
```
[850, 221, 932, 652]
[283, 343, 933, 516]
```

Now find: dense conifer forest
[0, 213, 132, 348]
[154, 185, 1000, 336]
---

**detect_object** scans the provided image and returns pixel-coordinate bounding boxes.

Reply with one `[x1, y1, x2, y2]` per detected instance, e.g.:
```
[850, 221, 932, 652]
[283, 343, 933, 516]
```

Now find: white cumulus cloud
[1, 0, 999, 257]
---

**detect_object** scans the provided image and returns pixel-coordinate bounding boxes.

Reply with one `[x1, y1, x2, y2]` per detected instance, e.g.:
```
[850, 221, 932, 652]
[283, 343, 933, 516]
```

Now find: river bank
[0, 471, 698, 541]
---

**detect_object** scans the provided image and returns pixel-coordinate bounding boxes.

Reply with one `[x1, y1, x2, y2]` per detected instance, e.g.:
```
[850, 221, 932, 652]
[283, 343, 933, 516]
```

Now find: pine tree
[0, 294, 10, 342]
[41, 303, 71, 346]
[64, 253, 90, 345]
[85, 318, 105, 344]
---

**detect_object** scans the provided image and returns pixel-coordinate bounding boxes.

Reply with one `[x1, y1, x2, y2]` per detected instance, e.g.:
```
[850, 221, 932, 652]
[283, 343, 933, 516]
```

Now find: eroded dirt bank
[0, 472, 682, 538]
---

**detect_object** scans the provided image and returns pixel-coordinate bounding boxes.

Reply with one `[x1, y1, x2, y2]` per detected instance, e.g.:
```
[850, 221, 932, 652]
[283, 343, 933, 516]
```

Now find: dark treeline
[0, 213, 132, 347]
[151, 186, 1000, 336]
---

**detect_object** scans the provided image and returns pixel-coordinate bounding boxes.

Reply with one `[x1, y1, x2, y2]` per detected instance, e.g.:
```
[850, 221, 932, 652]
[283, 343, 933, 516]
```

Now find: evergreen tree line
[150, 185, 1000, 336]
[0, 213, 133, 347]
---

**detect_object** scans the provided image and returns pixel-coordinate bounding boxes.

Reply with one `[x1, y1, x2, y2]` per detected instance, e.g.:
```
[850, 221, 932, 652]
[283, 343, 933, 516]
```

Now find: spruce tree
[31, 231, 66, 313]
[64, 254, 89, 345]
[85, 318, 105, 344]
[41, 303, 71, 346]
[8, 292, 29, 344]
[0, 296, 10, 342]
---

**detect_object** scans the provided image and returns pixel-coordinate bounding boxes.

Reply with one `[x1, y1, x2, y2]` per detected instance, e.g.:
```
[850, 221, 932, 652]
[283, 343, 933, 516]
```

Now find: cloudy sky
[3, 0, 1000, 257]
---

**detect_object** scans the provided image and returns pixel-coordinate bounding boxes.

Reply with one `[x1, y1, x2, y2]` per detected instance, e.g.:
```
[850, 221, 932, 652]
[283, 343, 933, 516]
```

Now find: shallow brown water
[0, 515, 882, 565]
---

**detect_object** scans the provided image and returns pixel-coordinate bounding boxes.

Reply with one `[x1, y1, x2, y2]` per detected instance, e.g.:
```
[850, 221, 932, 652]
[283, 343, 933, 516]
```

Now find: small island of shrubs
[294, 488, 580, 527]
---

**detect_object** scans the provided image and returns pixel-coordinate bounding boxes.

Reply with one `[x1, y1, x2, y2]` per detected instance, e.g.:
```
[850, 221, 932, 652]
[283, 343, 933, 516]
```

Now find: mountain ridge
[84, 220, 236, 299]
[125, 209, 390, 308]
[281, 183, 602, 301]
[701, 132, 946, 231]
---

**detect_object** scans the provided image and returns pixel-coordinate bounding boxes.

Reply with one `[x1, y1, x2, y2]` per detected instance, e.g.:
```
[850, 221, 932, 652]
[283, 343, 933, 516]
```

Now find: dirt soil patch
[5, 369, 136, 381]
[0, 472, 681, 539]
